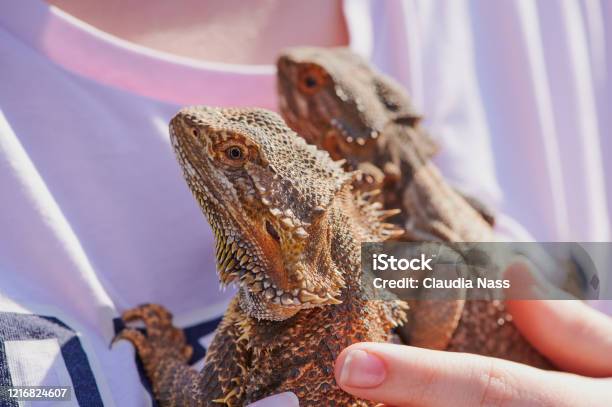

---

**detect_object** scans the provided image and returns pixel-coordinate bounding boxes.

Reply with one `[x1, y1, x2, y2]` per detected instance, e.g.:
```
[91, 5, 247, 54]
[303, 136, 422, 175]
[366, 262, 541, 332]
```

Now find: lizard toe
[121, 304, 191, 363]
[122, 303, 174, 331]
[113, 328, 153, 360]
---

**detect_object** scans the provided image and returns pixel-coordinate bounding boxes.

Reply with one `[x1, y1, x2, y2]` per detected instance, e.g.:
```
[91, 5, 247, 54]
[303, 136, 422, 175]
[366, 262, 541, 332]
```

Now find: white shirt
[0, 1, 610, 405]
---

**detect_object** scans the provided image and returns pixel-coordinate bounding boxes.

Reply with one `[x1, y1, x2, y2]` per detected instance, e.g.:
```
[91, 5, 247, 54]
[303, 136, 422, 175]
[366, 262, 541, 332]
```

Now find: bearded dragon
[118, 101, 554, 405]
[117, 106, 410, 406]
[276, 47, 553, 362]
[277, 47, 495, 241]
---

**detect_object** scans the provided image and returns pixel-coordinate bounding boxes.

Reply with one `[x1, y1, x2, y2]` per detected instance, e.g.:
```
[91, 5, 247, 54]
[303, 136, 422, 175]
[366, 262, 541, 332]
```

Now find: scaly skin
[277, 47, 551, 367]
[118, 107, 408, 406]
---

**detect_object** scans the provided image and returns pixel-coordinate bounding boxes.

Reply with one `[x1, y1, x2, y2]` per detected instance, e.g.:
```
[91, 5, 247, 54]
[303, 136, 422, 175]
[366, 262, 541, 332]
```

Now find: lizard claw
[122, 303, 175, 332]
[112, 328, 152, 357]
[117, 303, 193, 368]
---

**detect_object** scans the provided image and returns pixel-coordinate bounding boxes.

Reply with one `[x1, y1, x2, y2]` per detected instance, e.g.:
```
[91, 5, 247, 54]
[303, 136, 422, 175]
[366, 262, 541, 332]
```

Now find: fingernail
[338, 349, 386, 388]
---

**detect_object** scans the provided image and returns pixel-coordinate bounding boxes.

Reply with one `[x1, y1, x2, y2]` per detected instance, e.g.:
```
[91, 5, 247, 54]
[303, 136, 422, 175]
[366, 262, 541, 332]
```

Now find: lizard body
[118, 106, 407, 406]
[277, 47, 550, 366]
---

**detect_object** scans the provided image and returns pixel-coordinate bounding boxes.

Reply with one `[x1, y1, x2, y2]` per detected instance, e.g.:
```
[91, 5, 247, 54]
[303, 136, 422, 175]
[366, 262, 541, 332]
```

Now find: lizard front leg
[116, 299, 249, 407]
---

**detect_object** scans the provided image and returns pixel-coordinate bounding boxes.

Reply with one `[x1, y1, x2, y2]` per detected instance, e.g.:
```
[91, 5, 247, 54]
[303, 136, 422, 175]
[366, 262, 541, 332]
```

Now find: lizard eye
[225, 146, 245, 161]
[297, 65, 328, 95]
[304, 75, 318, 89]
[220, 144, 250, 167]
[216, 139, 251, 167]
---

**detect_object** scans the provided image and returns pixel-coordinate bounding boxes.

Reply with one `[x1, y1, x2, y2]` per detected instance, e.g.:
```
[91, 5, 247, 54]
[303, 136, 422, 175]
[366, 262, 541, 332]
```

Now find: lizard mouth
[329, 117, 380, 147]
[211, 219, 310, 321]
[211, 221, 262, 286]
[265, 220, 281, 242]
[212, 218, 325, 304]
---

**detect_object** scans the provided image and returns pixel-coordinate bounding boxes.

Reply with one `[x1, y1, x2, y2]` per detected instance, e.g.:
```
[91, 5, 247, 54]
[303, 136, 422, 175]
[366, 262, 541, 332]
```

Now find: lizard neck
[326, 188, 391, 296]
[378, 123, 493, 242]
[379, 123, 431, 184]
[329, 204, 362, 292]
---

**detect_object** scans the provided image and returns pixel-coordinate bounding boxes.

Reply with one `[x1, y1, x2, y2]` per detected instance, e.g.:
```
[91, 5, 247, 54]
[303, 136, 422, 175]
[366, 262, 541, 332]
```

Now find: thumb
[334, 342, 605, 407]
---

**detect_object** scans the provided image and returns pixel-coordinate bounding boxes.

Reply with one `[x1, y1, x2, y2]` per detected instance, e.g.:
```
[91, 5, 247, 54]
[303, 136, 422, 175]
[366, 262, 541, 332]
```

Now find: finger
[334, 342, 602, 407]
[246, 392, 299, 407]
[503, 257, 575, 300]
[505, 262, 612, 376]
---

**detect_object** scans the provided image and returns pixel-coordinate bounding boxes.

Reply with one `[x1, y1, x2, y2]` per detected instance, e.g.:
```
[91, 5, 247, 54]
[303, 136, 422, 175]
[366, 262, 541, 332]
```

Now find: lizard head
[170, 106, 352, 321]
[277, 47, 436, 165]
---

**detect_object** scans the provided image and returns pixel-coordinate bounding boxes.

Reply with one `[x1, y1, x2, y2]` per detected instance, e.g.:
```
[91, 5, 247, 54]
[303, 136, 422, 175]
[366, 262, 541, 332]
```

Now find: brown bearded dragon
[277, 46, 495, 241]
[117, 106, 410, 406]
[276, 47, 552, 364]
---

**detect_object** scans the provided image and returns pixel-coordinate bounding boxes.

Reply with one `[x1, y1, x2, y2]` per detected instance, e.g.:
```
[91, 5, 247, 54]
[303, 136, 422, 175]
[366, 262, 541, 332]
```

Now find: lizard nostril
[265, 220, 281, 242]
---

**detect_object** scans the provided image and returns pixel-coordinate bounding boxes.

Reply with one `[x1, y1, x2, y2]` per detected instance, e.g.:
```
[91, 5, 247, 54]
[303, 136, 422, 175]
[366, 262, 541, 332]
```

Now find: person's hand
[334, 263, 612, 407]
